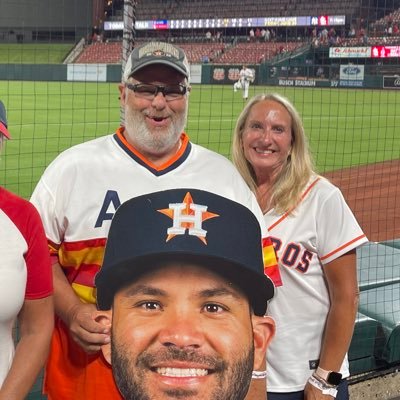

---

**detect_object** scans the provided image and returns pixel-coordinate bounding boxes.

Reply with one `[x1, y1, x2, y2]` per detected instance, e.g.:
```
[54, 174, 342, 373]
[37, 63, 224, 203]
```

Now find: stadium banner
[189, 64, 202, 84]
[274, 78, 372, 88]
[329, 47, 371, 58]
[277, 78, 318, 87]
[371, 45, 400, 58]
[338, 80, 364, 87]
[383, 76, 400, 89]
[207, 65, 259, 85]
[340, 65, 364, 80]
[67, 64, 107, 82]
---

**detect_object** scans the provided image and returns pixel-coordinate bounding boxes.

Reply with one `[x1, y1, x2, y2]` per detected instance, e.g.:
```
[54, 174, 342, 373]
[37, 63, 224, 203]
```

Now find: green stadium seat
[357, 243, 400, 291]
[349, 312, 386, 375]
[380, 239, 400, 251]
[358, 283, 400, 365]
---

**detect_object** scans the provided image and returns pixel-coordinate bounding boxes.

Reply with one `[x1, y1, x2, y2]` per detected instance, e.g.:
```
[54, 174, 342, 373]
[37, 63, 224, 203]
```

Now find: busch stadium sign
[278, 79, 316, 86]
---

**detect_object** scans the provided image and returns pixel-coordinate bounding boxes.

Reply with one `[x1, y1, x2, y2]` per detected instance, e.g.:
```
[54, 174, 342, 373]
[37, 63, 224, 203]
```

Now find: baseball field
[1, 80, 399, 246]
[1, 81, 399, 195]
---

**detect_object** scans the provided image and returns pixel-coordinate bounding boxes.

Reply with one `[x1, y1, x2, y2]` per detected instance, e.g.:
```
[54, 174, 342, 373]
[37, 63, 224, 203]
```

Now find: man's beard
[111, 341, 254, 400]
[123, 102, 188, 157]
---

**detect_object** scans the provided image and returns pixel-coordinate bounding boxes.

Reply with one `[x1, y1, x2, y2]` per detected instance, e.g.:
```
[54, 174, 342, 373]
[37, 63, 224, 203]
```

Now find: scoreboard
[104, 15, 346, 31]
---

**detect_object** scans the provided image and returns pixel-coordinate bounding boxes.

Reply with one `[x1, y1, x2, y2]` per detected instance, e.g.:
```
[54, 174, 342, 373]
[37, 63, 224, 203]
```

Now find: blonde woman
[232, 93, 368, 400]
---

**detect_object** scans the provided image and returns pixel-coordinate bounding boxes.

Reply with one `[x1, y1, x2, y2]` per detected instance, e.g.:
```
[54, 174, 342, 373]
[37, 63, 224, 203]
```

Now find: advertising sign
[383, 76, 400, 89]
[278, 79, 316, 87]
[329, 47, 371, 58]
[340, 65, 364, 80]
[67, 64, 107, 82]
[371, 46, 400, 58]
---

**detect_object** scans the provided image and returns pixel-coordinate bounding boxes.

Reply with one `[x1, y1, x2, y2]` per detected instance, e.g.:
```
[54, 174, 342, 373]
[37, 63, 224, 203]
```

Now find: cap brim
[96, 252, 274, 315]
[0, 122, 11, 139]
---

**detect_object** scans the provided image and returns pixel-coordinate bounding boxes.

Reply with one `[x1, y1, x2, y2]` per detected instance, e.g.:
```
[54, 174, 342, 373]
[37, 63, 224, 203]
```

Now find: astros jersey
[0, 188, 52, 387]
[30, 127, 277, 400]
[265, 176, 368, 392]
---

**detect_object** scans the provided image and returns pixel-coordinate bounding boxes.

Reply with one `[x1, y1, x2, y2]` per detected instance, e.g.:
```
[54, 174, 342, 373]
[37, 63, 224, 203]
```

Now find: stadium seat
[358, 283, 400, 365]
[380, 239, 400, 251]
[349, 312, 386, 374]
[75, 42, 122, 64]
[357, 242, 400, 291]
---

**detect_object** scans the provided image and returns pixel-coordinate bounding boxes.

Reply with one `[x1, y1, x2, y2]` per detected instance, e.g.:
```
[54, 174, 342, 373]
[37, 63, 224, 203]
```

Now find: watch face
[327, 371, 342, 385]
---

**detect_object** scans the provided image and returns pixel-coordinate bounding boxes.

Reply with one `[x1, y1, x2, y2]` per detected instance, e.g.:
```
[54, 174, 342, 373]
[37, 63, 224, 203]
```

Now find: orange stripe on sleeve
[320, 234, 367, 261]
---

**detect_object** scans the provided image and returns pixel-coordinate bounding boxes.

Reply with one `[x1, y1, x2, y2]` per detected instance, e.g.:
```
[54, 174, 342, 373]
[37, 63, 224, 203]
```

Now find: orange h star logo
[157, 192, 219, 244]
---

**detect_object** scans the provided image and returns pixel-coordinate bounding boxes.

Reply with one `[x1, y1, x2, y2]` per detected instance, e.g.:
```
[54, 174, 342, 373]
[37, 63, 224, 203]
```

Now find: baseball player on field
[30, 42, 277, 400]
[234, 65, 254, 100]
[232, 93, 368, 400]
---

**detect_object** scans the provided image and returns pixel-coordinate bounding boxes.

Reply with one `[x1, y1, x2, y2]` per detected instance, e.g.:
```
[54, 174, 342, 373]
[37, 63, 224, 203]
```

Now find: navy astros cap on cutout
[0, 101, 11, 139]
[95, 189, 274, 316]
[123, 41, 190, 82]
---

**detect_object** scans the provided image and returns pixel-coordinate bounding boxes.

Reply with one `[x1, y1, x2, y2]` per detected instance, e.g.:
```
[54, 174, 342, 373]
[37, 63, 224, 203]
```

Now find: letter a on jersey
[157, 192, 219, 244]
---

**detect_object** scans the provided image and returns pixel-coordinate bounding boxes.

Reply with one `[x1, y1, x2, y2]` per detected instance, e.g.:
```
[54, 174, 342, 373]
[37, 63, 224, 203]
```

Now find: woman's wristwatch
[308, 367, 342, 398]
[315, 366, 342, 386]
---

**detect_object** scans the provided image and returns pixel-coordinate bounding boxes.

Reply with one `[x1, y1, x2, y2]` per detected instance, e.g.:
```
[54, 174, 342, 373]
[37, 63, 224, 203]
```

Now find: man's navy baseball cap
[122, 41, 190, 82]
[0, 101, 11, 139]
[95, 189, 274, 316]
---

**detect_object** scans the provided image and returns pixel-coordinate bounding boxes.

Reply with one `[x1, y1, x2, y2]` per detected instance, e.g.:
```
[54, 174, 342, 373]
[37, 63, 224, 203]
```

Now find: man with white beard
[30, 41, 278, 400]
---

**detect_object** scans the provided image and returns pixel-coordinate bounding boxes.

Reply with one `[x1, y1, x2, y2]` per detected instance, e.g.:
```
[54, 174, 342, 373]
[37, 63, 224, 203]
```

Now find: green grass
[0, 44, 74, 64]
[1, 81, 399, 198]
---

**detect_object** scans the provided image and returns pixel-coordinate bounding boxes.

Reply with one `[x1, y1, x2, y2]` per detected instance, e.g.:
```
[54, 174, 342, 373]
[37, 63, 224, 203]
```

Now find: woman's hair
[232, 93, 316, 214]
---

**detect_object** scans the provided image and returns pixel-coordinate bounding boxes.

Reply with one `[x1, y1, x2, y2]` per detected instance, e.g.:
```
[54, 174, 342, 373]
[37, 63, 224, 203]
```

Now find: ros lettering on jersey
[270, 237, 314, 274]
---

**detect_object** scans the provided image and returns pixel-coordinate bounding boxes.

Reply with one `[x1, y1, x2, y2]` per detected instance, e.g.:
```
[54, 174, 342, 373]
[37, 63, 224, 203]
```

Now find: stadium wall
[0, 63, 398, 90]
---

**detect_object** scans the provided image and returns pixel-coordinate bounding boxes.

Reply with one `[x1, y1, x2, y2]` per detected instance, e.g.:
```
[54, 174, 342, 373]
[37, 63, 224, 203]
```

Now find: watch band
[308, 374, 338, 398]
[316, 367, 330, 381]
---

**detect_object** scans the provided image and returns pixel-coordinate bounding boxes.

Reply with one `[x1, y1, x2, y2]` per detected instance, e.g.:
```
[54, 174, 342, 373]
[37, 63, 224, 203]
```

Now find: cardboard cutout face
[99, 262, 275, 400]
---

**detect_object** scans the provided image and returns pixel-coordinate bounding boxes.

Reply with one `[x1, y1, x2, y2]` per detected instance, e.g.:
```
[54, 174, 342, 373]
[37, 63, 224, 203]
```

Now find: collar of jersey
[114, 127, 192, 176]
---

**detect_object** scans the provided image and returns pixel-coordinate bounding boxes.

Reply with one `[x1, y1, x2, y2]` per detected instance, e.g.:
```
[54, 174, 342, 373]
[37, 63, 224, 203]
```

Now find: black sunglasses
[125, 83, 188, 101]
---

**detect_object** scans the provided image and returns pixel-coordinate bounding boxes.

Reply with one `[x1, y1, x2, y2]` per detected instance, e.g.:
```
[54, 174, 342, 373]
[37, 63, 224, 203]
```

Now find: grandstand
[132, 0, 362, 20]
[74, 41, 122, 63]
[214, 41, 303, 64]
[69, 0, 400, 68]
[72, 40, 308, 64]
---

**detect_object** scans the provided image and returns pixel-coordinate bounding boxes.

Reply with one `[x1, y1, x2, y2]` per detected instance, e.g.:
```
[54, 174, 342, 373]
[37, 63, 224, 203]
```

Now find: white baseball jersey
[31, 128, 270, 304]
[265, 176, 368, 392]
[239, 67, 254, 99]
[30, 127, 276, 399]
[240, 67, 254, 83]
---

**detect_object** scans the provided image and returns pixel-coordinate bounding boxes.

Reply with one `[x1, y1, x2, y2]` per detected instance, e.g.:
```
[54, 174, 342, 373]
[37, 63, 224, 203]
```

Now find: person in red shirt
[0, 100, 54, 399]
